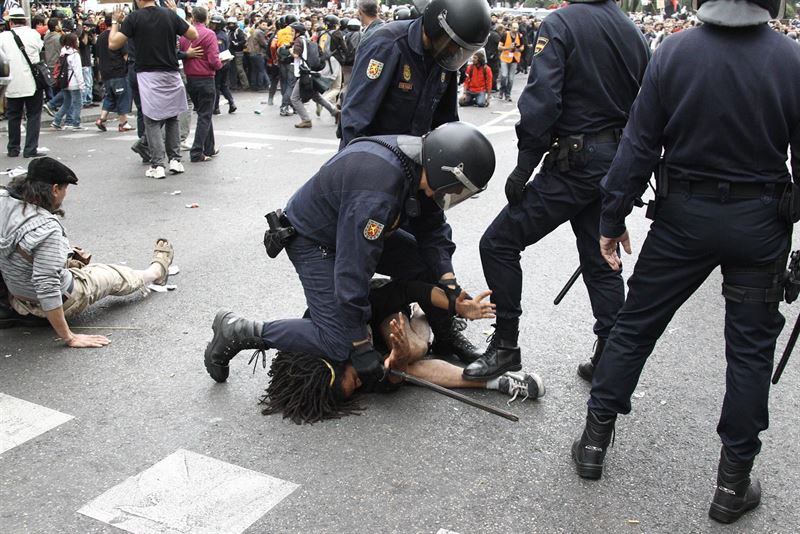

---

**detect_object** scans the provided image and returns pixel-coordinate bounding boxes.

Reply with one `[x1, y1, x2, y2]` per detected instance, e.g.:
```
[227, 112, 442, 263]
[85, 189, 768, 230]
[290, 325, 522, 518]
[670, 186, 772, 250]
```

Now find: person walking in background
[94, 15, 132, 132]
[498, 22, 524, 102]
[42, 17, 62, 115]
[0, 7, 45, 157]
[226, 16, 248, 91]
[51, 33, 86, 131]
[211, 14, 236, 115]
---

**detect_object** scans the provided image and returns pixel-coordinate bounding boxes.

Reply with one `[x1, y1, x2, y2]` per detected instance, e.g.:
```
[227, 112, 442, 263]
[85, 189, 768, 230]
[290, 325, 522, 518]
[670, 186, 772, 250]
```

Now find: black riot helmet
[284, 14, 299, 25]
[324, 14, 339, 29]
[277, 15, 286, 29]
[340, 17, 350, 31]
[290, 21, 306, 35]
[420, 122, 495, 211]
[693, 0, 784, 19]
[210, 13, 225, 28]
[422, 0, 491, 71]
[394, 7, 412, 20]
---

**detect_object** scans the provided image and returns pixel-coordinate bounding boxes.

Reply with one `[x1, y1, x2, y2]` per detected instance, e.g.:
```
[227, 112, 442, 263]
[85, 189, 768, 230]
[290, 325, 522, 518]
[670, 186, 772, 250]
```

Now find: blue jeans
[499, 61, 516, 98]
[52, 89, 82, 127]
[47, 89, 64, 110]
[248, 54, 267, 90]
[460, 91, 488, 107]
[81, 66, 93, 104]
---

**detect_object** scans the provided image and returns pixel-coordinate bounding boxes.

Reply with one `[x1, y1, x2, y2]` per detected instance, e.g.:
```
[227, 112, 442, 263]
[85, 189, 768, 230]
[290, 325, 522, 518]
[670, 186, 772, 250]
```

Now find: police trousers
[480, 142, 625, 341]
[589, 188, 790, 463]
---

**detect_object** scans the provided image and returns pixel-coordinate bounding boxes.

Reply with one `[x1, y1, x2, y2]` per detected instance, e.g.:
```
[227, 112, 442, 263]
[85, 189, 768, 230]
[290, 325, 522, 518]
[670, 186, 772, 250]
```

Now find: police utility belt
[263, 209, 296, 259]
[543, 128, 623, 172]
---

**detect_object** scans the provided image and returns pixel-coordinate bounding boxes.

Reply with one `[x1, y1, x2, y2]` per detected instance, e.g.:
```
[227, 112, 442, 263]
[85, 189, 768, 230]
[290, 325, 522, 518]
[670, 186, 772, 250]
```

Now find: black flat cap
[27, 157, 78, 185]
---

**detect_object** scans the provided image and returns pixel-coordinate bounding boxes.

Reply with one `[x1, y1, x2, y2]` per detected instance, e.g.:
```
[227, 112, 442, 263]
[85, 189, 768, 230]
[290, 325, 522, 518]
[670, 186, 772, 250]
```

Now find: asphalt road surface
[1, 79, 799, 534]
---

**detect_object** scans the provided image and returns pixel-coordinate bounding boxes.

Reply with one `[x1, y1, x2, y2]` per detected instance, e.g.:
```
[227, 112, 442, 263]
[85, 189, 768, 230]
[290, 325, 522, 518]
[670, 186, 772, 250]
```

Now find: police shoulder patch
[367, 59, 384, 80]
[534, 37, 550, 56]
[364, 219, 385, 241]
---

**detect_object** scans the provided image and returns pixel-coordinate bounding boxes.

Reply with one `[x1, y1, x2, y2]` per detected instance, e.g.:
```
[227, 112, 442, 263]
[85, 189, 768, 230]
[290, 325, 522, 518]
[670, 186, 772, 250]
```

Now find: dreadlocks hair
[259, 351, 362, 425]
[4, 176, 64, 217]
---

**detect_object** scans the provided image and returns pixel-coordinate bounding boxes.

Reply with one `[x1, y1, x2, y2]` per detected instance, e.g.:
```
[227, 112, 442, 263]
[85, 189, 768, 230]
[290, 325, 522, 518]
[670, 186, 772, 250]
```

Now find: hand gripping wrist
[437, 277, 463, 317]
[350, 343, 386, 389]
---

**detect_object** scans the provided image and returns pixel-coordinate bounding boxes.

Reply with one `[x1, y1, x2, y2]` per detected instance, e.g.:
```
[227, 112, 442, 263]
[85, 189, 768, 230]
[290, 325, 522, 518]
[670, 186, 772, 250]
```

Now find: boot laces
[247, 349, 268, 374]
[503, 373, 530, 406]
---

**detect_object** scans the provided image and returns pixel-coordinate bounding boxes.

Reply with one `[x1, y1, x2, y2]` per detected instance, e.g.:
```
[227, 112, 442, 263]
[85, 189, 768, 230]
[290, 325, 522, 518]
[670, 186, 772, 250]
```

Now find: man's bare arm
[45, 306, 110, 348]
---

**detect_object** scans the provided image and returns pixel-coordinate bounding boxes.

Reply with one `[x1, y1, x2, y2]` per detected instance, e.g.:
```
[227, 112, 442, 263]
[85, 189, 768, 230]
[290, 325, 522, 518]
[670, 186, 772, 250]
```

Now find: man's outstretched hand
[455, 290, 495, 320]
[383, 313, 411, 376]
[66, 333, 111, 348]
[600, 231, 632, 272]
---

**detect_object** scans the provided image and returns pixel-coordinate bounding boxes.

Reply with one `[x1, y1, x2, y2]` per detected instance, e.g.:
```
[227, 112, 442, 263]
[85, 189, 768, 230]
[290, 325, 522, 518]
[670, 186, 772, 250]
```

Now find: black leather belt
[584, 128, 623, 145]
[668, 179, 786, 200]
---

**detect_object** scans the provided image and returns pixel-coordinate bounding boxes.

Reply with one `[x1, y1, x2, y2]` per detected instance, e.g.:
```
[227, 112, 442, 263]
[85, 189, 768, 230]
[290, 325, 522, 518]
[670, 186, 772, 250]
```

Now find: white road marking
[78, 448, 299, 534]
[290, 147, 337, 156]
[479, 108, 520, 130]
[108, 135, 140, 142]
[62, 133, 100, 139]
[214, 129, 339, 146]
[436, 529, 461, 534]
[0, 393, 74, 455]
[224, 141, 273, 150]
[481, 125, 515, 136]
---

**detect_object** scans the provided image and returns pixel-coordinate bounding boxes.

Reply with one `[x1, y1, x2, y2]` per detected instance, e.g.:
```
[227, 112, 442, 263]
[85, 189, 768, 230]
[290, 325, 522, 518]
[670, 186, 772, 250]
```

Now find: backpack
[52, 54, 70, 89]
[343, 31, 360, 66]
[303, 36, 324, 72]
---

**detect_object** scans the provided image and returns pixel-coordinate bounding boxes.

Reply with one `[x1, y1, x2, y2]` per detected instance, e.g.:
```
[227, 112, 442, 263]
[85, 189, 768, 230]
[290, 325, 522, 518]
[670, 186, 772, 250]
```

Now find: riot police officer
[571, 0, 800, 524]
[462, 0, 649, 382]
[338, 0, 491, 148]
[203, 123, 496, 390]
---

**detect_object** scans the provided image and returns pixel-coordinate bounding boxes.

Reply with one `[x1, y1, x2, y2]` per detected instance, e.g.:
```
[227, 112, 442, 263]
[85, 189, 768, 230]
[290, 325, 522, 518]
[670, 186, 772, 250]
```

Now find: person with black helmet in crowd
[226, 17, 249, 90]
[338, 0, 490, 147]
[463, 0, 649, 382]
[210, 13, 236, 115]
[203, 122, 495, 388]
[288, 21, 338, 128]
[358, 0, 385, 44]
[337, 0, 492, 365]
[571, 0, 800, 525]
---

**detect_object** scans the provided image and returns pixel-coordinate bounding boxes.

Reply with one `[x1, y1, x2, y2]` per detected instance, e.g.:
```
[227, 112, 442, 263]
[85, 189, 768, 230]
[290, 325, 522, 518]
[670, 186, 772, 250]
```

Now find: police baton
[388, 369, 519, 422]
[773, 312, 800, 384]
[554, 265, 582, 306]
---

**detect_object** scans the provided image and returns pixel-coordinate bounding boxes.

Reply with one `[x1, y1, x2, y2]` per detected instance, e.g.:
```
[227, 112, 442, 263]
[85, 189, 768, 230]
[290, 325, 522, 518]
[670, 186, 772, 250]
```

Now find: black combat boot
[708, 448, 761, 524]
[572, 410, 616, 480]
[577, 337, 606, 383]
[204, 310, 267, 383]
[462, 331, 522, 381]
[430, 317, 482, 364]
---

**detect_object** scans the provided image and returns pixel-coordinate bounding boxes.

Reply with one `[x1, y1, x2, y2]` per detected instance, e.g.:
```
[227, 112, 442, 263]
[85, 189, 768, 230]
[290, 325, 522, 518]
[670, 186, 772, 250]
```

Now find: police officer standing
[203, 123, 496, 392]
[571, 0, 800, 524]
[338, 0, 490, 147]
[462, 0, 649, 381]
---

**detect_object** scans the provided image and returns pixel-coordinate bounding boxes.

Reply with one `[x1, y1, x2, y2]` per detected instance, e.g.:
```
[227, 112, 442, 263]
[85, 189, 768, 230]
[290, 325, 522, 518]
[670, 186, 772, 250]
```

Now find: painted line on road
[436, 529, 461, 534]
[214, 130, 340, 146]
[62, 133, 100, 139]
[78, 448, 299, 534]
[479, 108, 520, 131]
[225, 141, 273, 150]
[0, 393, 74, 455]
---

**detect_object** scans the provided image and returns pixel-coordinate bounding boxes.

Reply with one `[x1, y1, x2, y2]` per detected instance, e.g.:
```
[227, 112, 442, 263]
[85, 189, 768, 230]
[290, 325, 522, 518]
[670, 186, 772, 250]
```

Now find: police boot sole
[462, 361, 522, 382]
[204, 310, 233, 383]
[572, 440, 604, 480]
[577, 362, 595, 383]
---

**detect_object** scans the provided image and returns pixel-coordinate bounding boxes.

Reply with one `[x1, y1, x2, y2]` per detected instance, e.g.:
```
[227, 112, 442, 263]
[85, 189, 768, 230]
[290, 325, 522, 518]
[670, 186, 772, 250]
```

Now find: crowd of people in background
[0, 0, 798, 171]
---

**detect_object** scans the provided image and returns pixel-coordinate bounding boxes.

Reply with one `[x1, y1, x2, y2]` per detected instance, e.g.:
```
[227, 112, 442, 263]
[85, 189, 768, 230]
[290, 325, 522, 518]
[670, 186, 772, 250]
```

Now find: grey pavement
[1, 77, 799, 534]
[0, 103, 104, 134]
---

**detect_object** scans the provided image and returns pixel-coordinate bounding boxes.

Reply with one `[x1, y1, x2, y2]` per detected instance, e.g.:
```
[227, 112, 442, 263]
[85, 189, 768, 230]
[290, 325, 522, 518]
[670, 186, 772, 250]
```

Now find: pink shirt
[179, 23, 221, 78]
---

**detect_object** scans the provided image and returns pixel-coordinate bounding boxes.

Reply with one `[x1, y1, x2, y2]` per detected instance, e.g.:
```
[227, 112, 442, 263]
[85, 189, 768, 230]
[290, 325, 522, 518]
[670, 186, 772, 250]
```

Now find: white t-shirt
[0, 25, 44, 98]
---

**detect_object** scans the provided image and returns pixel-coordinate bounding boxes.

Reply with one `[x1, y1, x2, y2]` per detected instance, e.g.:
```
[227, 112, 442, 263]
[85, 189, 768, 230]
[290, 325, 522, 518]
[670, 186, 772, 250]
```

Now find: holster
[263, 209, 296, 259]
[543, 134, 584, 172]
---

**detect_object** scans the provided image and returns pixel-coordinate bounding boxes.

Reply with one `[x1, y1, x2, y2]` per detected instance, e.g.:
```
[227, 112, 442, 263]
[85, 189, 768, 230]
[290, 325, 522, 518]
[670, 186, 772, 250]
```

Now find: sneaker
[294, 120, 312, 129]
[228, 104, 237, 114]
[43, 103, 55, 117]
[131, 140, 150, 164]
[279, 106, 290, 117]
[168, 160, 185, 174]
[145, 166, 166, 179]
[51, 122, 64, 131]
[71, 125, 88, 131]
[498, 371, 545, 404]
[118, 122, 133, 131]
[180, 141, 192, 151]
[95, 119, 107, 132]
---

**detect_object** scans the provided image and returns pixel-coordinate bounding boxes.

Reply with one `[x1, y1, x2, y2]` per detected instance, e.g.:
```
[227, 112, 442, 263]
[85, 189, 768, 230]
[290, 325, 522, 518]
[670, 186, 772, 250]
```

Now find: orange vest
[500, 32, 522, 64]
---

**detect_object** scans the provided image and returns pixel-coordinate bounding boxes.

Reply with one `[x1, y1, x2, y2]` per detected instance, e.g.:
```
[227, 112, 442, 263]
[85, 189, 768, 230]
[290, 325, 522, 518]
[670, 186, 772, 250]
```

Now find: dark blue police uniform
[260, 137, 456, 362]
[589, 23, 800, 463]
[338, 19, 459, 148]
[214, 29, 234, 111]
[479, 0, 650, 343]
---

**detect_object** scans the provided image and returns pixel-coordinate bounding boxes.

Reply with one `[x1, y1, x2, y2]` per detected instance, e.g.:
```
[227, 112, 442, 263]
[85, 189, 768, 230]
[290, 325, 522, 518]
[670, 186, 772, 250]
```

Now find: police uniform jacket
[285, 136, 456, 342]
[600, 23, 800, 238]
[515, 0, 650, 175]
[215, 29, 229, 53]
[339, 19, 458, 147]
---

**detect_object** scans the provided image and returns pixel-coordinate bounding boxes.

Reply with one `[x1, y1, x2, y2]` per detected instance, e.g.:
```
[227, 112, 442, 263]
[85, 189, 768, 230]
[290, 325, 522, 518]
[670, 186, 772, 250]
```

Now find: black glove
[350, 343, 386, 390]
[505, 166, 531, 206]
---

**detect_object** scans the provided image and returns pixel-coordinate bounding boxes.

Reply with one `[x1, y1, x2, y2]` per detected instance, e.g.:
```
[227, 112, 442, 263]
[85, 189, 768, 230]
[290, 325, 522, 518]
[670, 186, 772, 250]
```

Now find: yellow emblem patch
[364, 219, 385, 241]
[403, 64, 412, 82]
[534, 37, 550, 56]
[367, 59, 384, 80]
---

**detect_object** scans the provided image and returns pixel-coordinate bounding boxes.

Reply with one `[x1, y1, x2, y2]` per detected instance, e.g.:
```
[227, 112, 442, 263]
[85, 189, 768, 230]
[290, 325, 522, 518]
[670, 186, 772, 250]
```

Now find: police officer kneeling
[203, 122, 495, 391]
[571, 0, 800, 524]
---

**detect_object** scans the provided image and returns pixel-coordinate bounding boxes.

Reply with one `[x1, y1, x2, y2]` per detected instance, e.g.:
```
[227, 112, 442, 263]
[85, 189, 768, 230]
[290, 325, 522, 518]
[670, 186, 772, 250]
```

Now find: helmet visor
[431, 163, 484, 210]
[431, 11, 486, 71]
